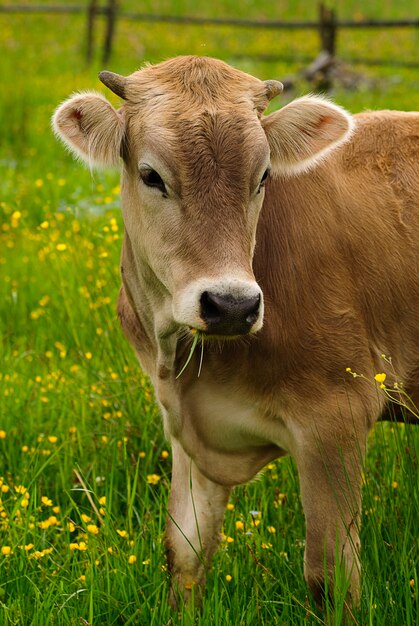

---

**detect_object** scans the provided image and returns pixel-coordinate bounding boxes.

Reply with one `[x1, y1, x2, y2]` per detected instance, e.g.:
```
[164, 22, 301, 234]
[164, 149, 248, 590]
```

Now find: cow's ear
[262, 96, 354, 176]
[52, 92, 124, 168]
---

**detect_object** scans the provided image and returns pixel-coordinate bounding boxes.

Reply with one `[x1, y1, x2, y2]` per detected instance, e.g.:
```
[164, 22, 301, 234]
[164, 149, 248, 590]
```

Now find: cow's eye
[257, 168, 270, 193]
[140, 167, 167, 195]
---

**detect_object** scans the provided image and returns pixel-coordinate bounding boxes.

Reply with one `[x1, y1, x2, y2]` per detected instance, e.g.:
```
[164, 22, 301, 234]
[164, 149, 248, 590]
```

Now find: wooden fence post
[319, 3, 336, 56]
[102, 0, 118, 65]
[302, 3, 337, 90]
[86, 0, 98, 64]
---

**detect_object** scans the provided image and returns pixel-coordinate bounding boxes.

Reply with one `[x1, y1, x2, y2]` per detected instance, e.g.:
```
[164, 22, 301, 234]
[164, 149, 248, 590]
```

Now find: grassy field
[0, 2, 418, 624]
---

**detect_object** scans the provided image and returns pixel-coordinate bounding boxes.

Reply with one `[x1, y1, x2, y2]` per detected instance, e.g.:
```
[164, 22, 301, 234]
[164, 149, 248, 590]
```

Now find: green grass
[0, 3, 418, 624]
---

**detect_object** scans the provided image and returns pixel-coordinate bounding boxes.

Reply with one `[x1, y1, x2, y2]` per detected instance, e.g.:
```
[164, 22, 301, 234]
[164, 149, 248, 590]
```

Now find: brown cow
[53, 56, 419, 608]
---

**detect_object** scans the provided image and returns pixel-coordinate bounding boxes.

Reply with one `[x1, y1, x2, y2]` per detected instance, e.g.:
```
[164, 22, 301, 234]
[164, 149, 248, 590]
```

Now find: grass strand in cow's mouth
[176, 329, 205, 379]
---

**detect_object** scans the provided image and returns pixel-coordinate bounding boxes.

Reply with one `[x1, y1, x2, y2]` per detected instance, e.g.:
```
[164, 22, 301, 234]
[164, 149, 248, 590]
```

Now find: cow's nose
[200, 291, 261, 335]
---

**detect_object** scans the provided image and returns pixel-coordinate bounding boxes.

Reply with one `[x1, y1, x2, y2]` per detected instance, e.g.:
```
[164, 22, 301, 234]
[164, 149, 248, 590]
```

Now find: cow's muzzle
[173, 277, 264, 336]
[200, 290, 261, 336]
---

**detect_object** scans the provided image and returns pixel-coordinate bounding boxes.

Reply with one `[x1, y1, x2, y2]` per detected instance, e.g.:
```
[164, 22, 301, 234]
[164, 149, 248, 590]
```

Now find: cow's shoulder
[341, 110, 419, 166]
[332, 110, 419, 213]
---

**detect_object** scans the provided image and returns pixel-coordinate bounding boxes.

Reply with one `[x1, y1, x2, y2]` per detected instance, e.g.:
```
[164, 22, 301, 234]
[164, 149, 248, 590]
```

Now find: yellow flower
[226, 503, 234, 511]
[78, 542, 87, 551]
[1, 485, 9, 493]
[235, 520, 244, 531]
[35, 179, 44, 187]
[99, 496, 106, 506]
[146, 474, 161, 485]
[226, 536, 234, 544]
[225, 574, 232, 582]
[56, 243, 67, 251]
[87, 524, 99, 535]
[0, 430, 6, 439]
[47, 436, 58, 444]
[39, 519, 51, 529]
[161, 450, 169, 459]
[117, 529, 128, 538]
[24, 544, 34, 551]
[40, 220, 49, 229]
[68, 522, 76, 533]
[39, 295, 50, 306]
[374, 373, 386, 384]
[392, 481, 398, 489]
[81, 514, 91, 523]
[79, 575, 86, 582]
[1, 546, 11, 555]
[30, 551, 43, 560]
[107, 546, 113, 554]
[267, 526, 276, 534]
[128, 555, 137, 564]
[85, 352, 92, 360]
[20, 495, 29, 508]
[41, 496, 53, 507]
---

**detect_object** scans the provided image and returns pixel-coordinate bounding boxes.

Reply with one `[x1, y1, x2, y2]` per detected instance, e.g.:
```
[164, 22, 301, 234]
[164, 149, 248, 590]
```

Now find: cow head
[53, 56, 353, 341]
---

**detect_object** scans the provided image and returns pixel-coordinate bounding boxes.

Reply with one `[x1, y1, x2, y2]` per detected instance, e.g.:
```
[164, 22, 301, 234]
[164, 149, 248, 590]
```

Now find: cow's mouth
[177, 321, 259, 379]
[187, 325, 257, 340]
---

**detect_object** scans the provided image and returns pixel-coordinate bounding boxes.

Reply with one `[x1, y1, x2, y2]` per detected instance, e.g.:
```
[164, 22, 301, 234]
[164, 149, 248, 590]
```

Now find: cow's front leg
[165, 439, 231, 608]
[295, 425, 366, 607]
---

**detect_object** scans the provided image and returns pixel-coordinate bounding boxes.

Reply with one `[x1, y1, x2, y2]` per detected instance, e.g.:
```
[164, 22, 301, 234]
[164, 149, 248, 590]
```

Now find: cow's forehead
[125, 108, 269, 196]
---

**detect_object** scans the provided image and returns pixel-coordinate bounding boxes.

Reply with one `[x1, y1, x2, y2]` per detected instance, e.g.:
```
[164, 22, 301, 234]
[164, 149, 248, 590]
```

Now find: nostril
[246, 294, 260, 324]
[200, 291, 223, 323]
